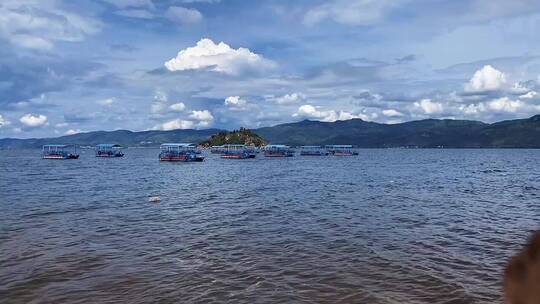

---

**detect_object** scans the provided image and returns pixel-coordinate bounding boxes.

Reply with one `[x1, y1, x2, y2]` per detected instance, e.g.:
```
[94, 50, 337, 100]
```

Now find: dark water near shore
[1, 149, 539, 304]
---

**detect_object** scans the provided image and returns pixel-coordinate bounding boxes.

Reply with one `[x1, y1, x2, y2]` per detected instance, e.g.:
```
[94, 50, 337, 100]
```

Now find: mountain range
[2, 115, 540, 148]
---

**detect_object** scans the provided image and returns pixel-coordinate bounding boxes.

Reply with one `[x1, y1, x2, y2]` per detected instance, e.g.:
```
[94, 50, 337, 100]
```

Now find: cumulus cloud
[464, 65, 507, 93]
[382, 109, 404, 117]
[151, 90, 168, 113]
[165, 6, 202, 24]
[224, 96, 248, 108]
[0, 114, 6, 128]
[459, 97, 526, 116]
[189, 109, 214, 122]
[274, 92, 306, 105]
[157, 119, 194, 130]
[169, 102, 186, 112]
[96, 98, 115, 106]
[153, 110, 213, 130]
[304, 0, 400, 26]
[20, 114, 48, 127]
[487, 97, 522, 112]
[294, 104, 364, 122]
[164, 38, 275, 75]
[519, 91, 538, 99]
[0, 0, 102, 50]
[414, 99, 444, 114]
[65, 129, 83, 135]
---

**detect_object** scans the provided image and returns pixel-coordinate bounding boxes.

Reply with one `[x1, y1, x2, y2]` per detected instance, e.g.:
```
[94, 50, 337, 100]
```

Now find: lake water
[1, 149, 539, 304]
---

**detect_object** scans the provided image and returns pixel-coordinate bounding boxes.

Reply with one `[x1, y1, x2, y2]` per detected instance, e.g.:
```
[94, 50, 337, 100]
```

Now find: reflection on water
[1, 149, 539, 303]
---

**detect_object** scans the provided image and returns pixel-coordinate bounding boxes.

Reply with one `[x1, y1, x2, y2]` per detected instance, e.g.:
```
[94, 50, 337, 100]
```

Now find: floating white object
[148, 196, 161, 203]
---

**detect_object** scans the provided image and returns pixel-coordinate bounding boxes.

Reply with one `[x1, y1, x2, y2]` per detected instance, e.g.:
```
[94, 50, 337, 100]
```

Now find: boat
[210, 145, 225, 154]
[159, 143, 204, 162]
[263, 145, 295, 157]
[95, 144, 124, 157]
[42, 144, 80, 159]
[300, 145, 328, 156]
[325, 145, 359, 156]
[221, 144, 256, 159]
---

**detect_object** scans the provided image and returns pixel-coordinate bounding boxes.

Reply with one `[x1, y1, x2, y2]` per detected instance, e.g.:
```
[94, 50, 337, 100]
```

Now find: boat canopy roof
[160, 143, 195, 147]
[326, 144, 353, 148]
[266, 144, 289, 148]
[43, 144, 72, 148]
[223, 144, 245, 148]
[96, 144, 122, 148]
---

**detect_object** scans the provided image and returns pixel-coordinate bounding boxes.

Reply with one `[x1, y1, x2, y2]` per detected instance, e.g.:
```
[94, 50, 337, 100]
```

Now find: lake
[1, 149, 539, 303]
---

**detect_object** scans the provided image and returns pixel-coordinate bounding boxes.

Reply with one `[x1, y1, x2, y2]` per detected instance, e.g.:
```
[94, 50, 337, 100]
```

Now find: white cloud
[19, 114, 48, 127]
[65, 129, 82, 135]
[487, 97, 522, 112]
[519, 91, 538, 99]
[382, 109, 404, 117]
[169, 102, 186, 112]
[414, 99, 444, 114]
[189, 110, 214, 122]
[115, 9, 155, 19]
[510, 82, 530, 94]
[0, 114, 6, 128]
[304, 0, 400, 26]
[295, 104, 334, 121]
[55, 122, 69, 128]
[153, 110, 213, 129]
[224, 96, 247, 107]
[96, 98, 115, 106]
[0, 0, 102, 50]
[164, 38, 275, 75]
[460, 97, 524, 115]
[157, 119, 194, 131]
[275, 92, 306, 104]
[294, 104, 364, 122]
[459, 103, 485, 115]
[464, 65, 507, 93]
[337, 111, 364, 121]
[151, 90, 168, 113]
[165, 6, 202, 24]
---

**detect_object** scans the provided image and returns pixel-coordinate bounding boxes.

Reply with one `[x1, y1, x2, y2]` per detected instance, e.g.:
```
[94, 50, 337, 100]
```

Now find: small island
[199, 127, 267, 147]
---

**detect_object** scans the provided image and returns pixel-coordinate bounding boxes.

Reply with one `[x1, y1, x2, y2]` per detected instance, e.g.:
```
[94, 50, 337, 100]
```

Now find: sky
[2, 0, 540, 138]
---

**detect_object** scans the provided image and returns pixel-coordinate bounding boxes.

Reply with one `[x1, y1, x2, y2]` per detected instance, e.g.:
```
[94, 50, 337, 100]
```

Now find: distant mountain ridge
[256, 115, 540, 148]
[2, 115, 540, 148]
[0, 129, 221, 149]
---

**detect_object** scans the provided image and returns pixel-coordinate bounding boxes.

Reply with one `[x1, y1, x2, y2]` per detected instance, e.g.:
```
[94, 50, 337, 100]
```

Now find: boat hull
[264, 152, 294, 157]
[333, 152, 357, 156]
[159, 155, 204, 162]
[300, 152, 328, 156]
[43, 154, 79, 160]
[96, 154, 124, 158]
[221, 153, 256, 159]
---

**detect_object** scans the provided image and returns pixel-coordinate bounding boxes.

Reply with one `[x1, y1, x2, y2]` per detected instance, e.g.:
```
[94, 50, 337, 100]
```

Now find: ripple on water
[0, 148, 539, 303]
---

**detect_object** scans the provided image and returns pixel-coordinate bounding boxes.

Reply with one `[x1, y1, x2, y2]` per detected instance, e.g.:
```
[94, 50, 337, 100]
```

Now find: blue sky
[2, 0, 540, 138]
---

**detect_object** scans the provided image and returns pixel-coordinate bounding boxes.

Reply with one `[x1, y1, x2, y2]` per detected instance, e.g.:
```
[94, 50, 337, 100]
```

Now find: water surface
[1, 149, 539, 303]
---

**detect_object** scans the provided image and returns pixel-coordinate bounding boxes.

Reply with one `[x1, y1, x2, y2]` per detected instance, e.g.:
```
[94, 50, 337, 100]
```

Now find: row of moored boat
[41, 144, 358, 161]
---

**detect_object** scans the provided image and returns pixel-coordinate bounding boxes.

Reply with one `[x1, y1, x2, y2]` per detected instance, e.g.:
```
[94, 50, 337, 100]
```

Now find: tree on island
[199, 127, 267, 147]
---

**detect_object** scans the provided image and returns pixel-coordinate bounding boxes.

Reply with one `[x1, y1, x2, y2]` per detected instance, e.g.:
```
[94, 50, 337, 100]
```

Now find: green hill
[199, 128, 267, 147]
[3, 115, 540, 148]
[254, 115, 540, 148]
